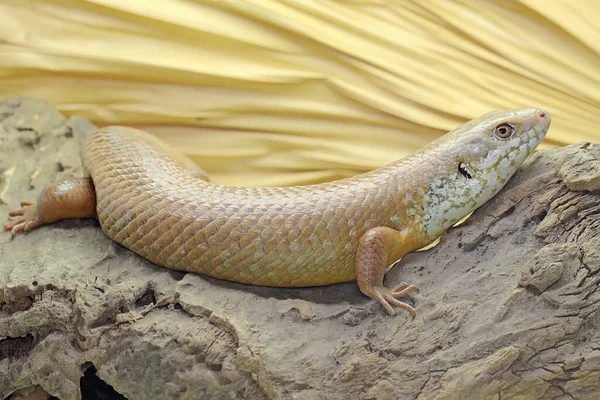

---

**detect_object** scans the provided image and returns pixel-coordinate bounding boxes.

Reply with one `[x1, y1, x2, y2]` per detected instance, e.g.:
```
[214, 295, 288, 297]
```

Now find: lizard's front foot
[356, 226, 420, 318]
[369, 282, 417, 318]
[4, 201, 42, 235]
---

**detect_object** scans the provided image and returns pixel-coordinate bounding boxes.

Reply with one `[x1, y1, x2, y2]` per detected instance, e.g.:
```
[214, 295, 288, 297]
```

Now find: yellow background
[1, 0, 598, 186]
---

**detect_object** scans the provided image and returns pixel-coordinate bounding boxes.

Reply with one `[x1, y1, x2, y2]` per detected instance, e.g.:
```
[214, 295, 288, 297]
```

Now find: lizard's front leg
[355, 226, 418, 318]
[5, 177, 97, 235]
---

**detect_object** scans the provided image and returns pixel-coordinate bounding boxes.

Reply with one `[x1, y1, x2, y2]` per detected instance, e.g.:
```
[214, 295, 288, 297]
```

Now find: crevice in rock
[0, 334, 36, 360]
[1, 295, 34, 313]
[134, 287, 156, 308]
[81, 365, 128, 400]
[168, 270, 186, 281]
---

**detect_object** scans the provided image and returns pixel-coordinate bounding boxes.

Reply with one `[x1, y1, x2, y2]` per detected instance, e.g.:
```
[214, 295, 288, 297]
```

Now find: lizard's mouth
[505, 110, 550, 164]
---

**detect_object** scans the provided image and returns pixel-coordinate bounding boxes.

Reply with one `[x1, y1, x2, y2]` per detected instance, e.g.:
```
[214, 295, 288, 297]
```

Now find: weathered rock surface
[1, 97, 599, 400]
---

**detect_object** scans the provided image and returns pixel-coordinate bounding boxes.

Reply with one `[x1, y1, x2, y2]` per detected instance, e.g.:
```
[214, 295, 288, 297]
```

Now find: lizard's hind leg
[5, 177, 97, 235]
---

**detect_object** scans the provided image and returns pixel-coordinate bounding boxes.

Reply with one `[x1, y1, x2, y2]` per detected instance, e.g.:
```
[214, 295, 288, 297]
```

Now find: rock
[558, 142, 600, 191]
[7, 385, 50, 400]
[519, 243, 581, 293]
[1, 96, 599, 399]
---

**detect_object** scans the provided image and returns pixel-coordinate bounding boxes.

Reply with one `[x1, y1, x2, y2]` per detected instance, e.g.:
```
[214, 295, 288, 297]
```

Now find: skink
[5, 109, 551, 317]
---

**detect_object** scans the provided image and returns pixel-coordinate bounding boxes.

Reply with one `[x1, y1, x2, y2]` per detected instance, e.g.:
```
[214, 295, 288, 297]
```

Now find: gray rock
[558, 142, 600, 191]
[1, 97, 599, 400]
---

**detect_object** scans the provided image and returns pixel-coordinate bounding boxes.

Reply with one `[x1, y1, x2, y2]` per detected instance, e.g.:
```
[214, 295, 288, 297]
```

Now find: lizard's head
[450, 108, 550, 190]
[418, 108, 551, 237]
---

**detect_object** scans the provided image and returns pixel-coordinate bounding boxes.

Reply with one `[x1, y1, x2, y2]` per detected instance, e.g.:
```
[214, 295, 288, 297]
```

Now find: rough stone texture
[558, 142, 600, 191]
[1, 97, 599, 400]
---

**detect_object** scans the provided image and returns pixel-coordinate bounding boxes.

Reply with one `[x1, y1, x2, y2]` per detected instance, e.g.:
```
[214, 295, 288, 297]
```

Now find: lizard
[4, 108, 551, 318]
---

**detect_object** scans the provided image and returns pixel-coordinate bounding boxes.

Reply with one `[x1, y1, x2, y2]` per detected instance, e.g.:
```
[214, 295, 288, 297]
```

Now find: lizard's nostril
[540, 113, 545, 118]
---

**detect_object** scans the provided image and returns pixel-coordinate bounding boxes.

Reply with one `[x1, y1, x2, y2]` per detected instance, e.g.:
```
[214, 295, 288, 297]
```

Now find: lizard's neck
[383, 147, 482, 243]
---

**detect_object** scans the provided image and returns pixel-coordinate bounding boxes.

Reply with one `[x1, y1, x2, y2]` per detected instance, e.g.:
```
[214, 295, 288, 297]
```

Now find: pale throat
[411, 140, 530, 239]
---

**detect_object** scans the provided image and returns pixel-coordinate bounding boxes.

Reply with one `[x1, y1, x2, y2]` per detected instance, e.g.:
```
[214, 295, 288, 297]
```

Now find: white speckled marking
[416, 124, 544, 237]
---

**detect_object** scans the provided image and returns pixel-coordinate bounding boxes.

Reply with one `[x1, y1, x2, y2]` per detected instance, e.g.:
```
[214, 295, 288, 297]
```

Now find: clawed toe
[5, 202, 41, 236]
[5, 219, 25, 234]
[392, 282, 410, 292]
[6, 219, 39, 236]
[4, 221, 17, 231]
[9, 208, 26, 217]
[370, 285, 417, 319]
[391, 282, 418, 298]
[383, 294, 416, 319]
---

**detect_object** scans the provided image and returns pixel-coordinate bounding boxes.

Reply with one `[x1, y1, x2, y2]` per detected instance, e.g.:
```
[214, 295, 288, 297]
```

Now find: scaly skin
[5, 109, 551, 317]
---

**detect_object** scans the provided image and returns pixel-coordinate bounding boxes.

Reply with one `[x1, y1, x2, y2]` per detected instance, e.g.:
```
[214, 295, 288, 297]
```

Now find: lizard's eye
[494, 124, 514, 139]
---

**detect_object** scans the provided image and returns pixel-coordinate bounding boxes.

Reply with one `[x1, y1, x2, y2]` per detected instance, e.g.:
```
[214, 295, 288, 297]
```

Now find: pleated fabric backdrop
[1, 0, 598, 186]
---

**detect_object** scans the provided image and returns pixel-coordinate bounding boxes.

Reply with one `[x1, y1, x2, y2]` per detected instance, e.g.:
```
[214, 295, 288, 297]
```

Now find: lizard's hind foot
[370, 284, 417, 318]
[5, 201, 42, 235]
